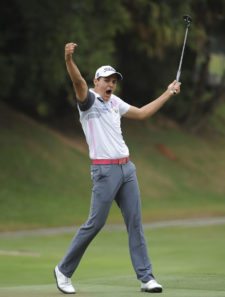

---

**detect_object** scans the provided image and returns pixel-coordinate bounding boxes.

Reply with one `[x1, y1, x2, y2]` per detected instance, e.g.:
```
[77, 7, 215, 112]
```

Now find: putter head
[183, 15, 192, 27]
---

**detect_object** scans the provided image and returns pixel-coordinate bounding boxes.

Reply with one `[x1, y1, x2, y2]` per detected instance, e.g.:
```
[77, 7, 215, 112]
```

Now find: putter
[176, 15, 192, 82]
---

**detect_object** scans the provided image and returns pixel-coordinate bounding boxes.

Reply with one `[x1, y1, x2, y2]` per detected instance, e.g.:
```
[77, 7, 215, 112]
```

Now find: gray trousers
[58, 161, 153, 283]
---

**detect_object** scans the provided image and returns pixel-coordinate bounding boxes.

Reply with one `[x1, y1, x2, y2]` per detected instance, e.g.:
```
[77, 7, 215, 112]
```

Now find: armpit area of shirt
[78, 91, 95, 111]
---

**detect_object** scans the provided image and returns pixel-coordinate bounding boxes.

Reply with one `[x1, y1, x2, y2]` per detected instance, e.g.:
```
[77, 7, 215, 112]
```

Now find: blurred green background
[1, 0, 224, 126]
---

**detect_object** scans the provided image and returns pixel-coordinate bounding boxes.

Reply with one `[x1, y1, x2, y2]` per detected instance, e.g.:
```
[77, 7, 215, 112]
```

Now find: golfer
[54, 42, 181, 294]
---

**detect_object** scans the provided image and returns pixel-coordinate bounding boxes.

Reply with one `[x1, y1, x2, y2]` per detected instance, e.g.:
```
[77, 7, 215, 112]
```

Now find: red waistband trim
[91, 157, 129, 165]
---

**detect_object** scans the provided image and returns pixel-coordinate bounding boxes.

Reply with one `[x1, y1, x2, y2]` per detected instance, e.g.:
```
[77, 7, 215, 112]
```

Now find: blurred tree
[0, 0, 224, 130]
[117, 0, 225, 130]
[0, 0, 130, 118]
[1, 0, 67, 117]
[116, 0, 193, 105]
[181, 0, 225, 130]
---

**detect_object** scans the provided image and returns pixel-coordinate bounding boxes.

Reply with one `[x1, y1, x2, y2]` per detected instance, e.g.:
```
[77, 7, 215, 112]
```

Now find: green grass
[0, 101, 225, 230]
[0, 102, 91, 230]
[123, 120, 225, 221]
[0, 224, 225, 296]
[209, 102, 225, 137]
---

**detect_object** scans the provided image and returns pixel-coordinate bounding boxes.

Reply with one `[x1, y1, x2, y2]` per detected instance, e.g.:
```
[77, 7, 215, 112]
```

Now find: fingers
[65, 43, 78, 56]
[168, 80, 181, 95]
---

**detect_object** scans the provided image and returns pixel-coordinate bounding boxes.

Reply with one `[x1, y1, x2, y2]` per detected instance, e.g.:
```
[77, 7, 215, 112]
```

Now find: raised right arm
[65, 43, 88, 102]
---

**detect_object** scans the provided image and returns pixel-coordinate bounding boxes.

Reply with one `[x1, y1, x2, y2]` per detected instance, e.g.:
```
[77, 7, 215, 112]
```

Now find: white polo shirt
[78, 89, 130, 160]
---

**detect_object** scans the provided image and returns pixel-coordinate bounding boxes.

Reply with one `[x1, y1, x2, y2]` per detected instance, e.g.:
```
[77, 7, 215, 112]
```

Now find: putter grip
[176, 70, 181, 82]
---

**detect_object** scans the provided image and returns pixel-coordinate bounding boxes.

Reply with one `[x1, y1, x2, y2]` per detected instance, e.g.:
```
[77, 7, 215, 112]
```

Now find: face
[93, 74, 118, 101]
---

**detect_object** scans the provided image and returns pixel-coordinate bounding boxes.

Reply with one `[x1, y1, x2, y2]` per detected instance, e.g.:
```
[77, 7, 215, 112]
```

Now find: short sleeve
[77, 90, 95, 111]
[116, 97, 130, 116]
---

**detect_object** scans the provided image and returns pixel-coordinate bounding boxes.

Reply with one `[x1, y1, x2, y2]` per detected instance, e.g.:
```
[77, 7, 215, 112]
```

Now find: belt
[91, 157, 129, 165]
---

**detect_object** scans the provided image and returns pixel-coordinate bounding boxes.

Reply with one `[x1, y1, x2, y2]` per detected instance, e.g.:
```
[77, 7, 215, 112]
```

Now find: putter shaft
[176, 15, 192, 82]
[176, 26, 189, 82]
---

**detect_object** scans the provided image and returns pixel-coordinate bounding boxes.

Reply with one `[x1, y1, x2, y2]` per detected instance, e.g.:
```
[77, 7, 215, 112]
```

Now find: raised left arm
[124, 80, 181, 120]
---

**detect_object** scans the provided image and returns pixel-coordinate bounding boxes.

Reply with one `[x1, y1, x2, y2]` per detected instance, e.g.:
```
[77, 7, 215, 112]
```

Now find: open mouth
[106, 89, 112, 95]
